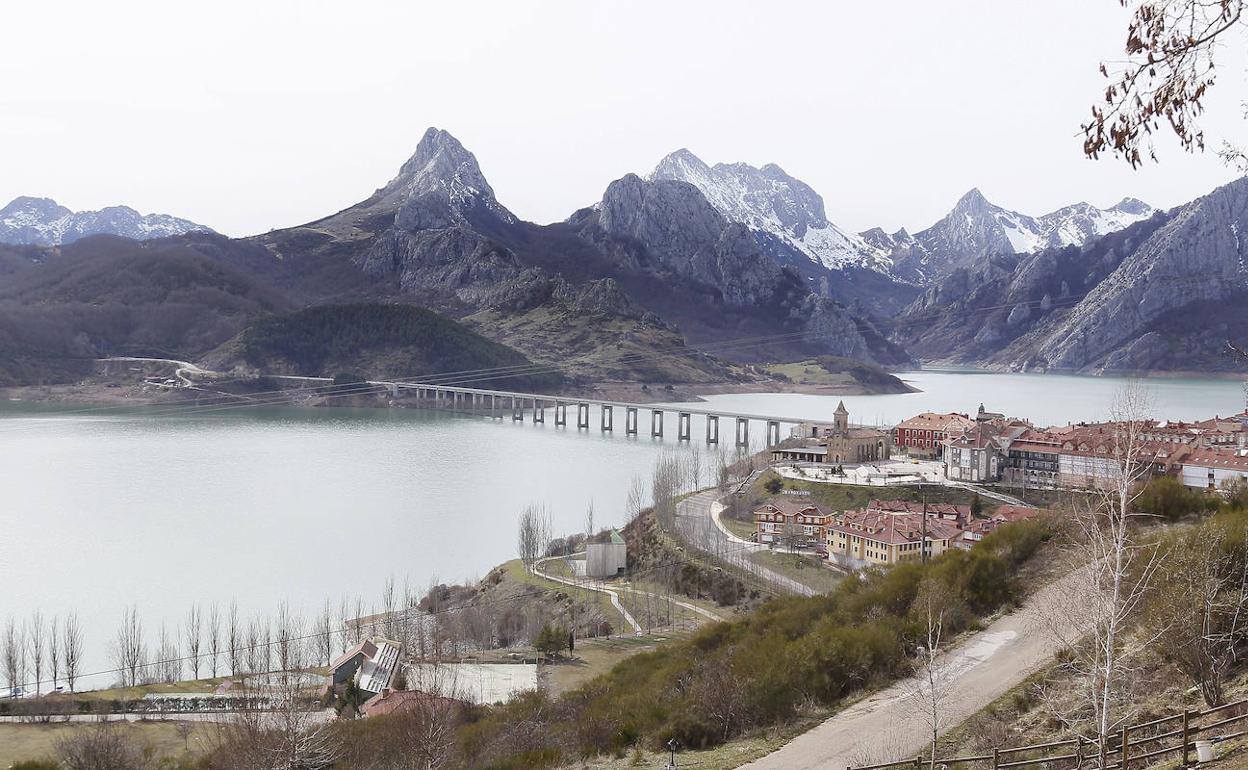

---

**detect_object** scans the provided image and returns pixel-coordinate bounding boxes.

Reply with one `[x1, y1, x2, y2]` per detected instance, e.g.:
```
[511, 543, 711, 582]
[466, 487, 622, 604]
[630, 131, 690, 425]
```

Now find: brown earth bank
[0, 360, 915, 411]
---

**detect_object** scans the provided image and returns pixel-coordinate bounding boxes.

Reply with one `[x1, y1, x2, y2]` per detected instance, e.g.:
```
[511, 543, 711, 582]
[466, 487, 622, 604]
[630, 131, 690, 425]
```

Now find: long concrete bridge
[369, 380, 811, 446]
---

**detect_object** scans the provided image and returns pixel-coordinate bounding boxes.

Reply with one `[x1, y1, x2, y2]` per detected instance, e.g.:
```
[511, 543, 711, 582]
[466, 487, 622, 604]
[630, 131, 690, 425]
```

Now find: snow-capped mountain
[372, 127, 516, 228]
[649, 149, 894, 275]
[0, 196, 213, 246]
[1037, 197, 1155, 249]
[878, 189, 1155, 283]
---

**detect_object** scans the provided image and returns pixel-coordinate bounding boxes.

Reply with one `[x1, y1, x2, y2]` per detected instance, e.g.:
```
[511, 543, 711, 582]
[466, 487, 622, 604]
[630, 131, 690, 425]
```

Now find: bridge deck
[377, 381, 827, 425]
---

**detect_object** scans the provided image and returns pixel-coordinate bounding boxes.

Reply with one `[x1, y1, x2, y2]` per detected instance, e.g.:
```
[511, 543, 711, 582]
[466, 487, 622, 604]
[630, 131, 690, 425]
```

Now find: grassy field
[0, 721, 210, 768]
[740, 470, 1001, 513]
[545, 631, 692, 696]
[763, 360, 863, 388]
[748, 549, 845, 594]
[721, 514, 758, 541]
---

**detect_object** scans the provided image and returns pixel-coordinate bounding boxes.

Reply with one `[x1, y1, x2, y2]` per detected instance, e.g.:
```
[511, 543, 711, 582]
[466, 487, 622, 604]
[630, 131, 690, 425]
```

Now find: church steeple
[833, 401, 849, 432]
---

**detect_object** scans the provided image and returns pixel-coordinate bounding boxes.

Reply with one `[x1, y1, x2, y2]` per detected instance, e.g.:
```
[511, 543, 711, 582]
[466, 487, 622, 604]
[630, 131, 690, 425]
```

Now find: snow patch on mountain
[649, 149, 894, 274]
[0, 196, 212, 246]
[878, 188, 1155, 283]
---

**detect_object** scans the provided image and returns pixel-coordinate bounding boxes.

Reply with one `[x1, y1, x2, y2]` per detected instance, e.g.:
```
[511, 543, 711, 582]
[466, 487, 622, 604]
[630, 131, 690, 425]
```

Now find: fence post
[914, 757, 922, 770]
[1181, 709, 1190, 767]
[991, 747, 1000, 770]
[1120, 725, 1129, 770]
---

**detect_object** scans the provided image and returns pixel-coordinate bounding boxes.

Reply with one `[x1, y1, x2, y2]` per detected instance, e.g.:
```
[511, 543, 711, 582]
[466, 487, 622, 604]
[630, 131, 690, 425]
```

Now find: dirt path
[740, 567, 1082, 770]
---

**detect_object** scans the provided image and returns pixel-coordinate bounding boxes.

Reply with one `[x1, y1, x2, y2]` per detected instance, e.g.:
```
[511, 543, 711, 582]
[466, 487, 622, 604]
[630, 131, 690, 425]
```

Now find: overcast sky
[3, 0, 1247, 237]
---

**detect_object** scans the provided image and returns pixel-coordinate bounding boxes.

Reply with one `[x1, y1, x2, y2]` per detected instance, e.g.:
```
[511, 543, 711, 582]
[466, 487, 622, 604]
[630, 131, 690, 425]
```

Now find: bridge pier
[554, 402, 567, 427]
[625, 407, 638, 435]
[678, 412, 692, 441]
[601, 405, 613, 431]
[766, 420, 781, 447]
[706, 415, 719, 444]
[512, 396, 524, 422]
[533, 398, 544, 423]
[651, 409, 664, 438]
[735, 417, 750, 447]
[576, 403, 590, 429]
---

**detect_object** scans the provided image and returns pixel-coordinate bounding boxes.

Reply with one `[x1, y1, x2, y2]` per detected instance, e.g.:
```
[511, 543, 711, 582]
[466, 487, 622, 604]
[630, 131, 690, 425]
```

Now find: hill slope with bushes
[212, 303, 563, 390]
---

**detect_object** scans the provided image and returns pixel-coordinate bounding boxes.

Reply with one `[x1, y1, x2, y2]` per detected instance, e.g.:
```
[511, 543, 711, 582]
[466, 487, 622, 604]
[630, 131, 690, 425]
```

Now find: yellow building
[825, 509, 963, 567]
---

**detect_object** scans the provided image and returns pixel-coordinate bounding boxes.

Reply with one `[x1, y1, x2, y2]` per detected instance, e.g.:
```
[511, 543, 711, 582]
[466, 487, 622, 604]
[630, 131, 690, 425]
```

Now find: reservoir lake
[1, 369, 1242, 688]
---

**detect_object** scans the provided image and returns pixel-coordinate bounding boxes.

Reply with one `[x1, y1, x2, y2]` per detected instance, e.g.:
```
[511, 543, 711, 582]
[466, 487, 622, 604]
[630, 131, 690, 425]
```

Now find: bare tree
[625, 475, 646, 523]
[1046, 383, 1165, 769]
[651, 454, 683, 530]
[114, 605, 145, 688]
[207, 603, 221, 678]
[213, 673, 337, 770]
[585, 499, 595, 542]
[227, 600, 240, 678]
[317, 599, 334, 667]
[382, 575, 397, 641]
[275, 602, 303, 674]
[62, 613, 83, 693]
[1084, 0, 1247, 168]
[156, 622, 181, 684]
[48, 615, 60, 692]
[688, 444, 704, 491]
[185, 603, 202, 680]
[906, 577, 956, 770]
[3, 618, 25, 695]
[517, 503, 552, 569]
[27, 610, 45, 695]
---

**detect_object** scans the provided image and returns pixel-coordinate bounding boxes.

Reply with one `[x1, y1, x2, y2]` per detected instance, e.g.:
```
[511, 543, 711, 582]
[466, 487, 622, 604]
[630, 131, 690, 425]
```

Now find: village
[758, 400, 1248, 569]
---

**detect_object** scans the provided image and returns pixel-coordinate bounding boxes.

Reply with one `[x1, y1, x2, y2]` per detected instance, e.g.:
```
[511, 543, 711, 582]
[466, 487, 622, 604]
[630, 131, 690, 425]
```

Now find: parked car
[814, 546, 829, 558]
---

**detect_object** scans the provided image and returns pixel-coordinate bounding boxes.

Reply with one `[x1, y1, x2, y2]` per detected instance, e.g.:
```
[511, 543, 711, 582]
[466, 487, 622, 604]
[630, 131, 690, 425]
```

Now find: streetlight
[666, 739, 679, 770]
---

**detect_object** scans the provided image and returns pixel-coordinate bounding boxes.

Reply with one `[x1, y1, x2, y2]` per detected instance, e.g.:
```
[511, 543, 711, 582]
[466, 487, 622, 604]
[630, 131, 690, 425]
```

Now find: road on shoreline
[739, 567, 1083, 770]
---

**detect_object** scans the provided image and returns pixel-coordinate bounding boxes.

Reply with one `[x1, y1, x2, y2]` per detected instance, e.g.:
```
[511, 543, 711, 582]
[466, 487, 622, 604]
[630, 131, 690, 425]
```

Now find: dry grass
[0, 720, 212, 768]
[545, 631, 691, 697]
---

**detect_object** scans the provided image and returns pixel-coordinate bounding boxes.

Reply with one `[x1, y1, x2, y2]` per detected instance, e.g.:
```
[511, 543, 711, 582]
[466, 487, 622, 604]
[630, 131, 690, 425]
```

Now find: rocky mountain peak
[651, 148, 712, 181]
[379, 127, 514, 227]
[1111, 197, 1153, 217]
[648, 149, 893, 275]
[0, 196, 211, 246]
[953, 187, 992, 212]
[0, 196, 72, 221]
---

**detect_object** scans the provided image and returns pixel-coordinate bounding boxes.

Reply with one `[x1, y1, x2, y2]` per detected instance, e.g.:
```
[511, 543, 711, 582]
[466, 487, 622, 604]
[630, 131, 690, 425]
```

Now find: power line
[9, 524, 785, 692]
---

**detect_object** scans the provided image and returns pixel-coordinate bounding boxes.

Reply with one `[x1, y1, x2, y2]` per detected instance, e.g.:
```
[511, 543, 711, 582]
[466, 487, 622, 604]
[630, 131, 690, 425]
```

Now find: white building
[1179, 447, 1248, 490]
[585, 530, 627, 578]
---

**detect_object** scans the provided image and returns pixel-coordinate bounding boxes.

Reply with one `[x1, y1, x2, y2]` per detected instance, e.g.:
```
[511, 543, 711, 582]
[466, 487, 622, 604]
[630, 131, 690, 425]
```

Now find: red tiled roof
[1181, 447, 1248, 471]
[754, 499, 833, 518]
[828, 510, 963, 546]
[360, 689, 463, 718]
[867, 499, 970, 518]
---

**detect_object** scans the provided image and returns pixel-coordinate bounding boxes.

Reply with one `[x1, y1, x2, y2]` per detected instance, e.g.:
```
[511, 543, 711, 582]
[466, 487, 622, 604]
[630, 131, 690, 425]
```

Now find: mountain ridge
[0, 196, 212, 246]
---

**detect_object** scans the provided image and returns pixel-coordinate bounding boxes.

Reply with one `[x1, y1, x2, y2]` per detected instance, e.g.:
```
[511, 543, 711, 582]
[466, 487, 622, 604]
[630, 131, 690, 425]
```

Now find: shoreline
[0, 373, 919, 411]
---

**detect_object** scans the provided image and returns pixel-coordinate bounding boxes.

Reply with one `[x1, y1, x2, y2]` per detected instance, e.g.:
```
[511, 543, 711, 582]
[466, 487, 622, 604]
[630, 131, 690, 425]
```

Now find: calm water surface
[1, 369, 1242, 688]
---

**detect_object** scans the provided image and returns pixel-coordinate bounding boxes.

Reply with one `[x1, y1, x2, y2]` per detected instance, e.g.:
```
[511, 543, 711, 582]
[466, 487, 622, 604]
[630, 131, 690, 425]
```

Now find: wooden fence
[848, 697, 1247, 770]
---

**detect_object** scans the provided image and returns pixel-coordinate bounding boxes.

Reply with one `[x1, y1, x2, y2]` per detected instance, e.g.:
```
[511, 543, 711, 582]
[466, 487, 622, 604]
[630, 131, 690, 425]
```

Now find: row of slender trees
[3, 611, 84, 695]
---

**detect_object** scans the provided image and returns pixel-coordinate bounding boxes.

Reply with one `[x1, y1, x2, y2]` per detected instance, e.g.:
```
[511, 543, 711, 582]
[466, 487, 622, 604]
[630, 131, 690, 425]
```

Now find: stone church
[795, 401, 892, 464]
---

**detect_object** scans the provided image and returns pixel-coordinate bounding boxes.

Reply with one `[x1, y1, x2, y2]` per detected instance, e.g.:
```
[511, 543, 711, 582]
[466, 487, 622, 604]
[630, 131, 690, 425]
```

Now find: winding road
[675, 489, 816, 597]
